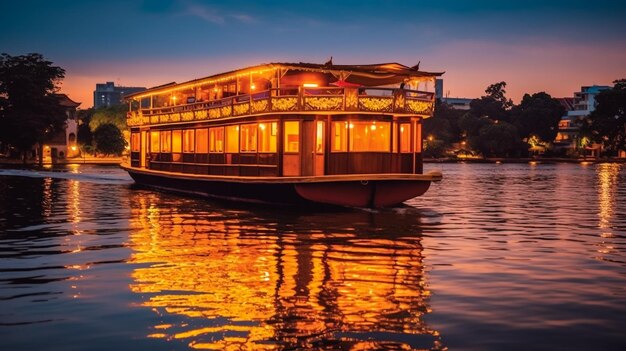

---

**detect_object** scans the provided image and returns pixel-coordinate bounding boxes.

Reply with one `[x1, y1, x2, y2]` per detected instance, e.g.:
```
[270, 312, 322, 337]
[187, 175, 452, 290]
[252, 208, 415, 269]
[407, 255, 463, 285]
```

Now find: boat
[121, 62, 443, 207]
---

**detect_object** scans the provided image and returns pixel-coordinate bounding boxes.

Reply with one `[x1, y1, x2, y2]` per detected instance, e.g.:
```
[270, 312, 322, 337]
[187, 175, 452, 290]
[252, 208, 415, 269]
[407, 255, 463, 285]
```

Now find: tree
[510, 92, 565, 142]
[77, 108, 95, 146]
[582, 79, 626, 155]
[0, 53, 66, 165]
[93, 123, 126, 156]
[89, 104, 127, 132]
[469, 81, 513, 122]
[425, 100, 466, 143]
[471, 121, 523, 157]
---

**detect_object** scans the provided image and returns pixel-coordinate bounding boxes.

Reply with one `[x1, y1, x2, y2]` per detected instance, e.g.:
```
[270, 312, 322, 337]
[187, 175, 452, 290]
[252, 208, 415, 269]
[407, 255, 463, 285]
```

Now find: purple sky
[1, 0, 625, 107]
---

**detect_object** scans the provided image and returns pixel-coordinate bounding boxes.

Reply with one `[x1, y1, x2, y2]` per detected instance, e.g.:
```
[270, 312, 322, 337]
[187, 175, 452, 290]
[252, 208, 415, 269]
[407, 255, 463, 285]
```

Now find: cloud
[181, 1, 256, 25]
[184, 3, 224, 24]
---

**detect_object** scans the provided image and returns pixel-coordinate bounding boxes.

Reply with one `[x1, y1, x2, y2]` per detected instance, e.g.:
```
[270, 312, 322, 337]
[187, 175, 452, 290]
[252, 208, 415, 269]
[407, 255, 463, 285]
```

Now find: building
[93, 82, 146, 108]
[554, 85, 611, 156]
[441, 97, 472, 110]
[435, 79, 473, 110]
[42, 94, 81, 162]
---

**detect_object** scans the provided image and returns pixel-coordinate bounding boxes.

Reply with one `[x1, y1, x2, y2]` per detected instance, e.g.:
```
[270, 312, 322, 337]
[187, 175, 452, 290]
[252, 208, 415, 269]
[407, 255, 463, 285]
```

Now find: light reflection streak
[127, 195, 442, 350]
[596, 163, 621, 258]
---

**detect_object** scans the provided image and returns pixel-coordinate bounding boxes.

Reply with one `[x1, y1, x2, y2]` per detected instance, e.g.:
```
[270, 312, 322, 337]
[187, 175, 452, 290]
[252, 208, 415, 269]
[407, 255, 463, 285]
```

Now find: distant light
[370, 124, 377, 131]
[71, 146, 77, 151]
[259, 123, 266, 130]
[303, 83, 318, 88]
[251, 83, 256, 90]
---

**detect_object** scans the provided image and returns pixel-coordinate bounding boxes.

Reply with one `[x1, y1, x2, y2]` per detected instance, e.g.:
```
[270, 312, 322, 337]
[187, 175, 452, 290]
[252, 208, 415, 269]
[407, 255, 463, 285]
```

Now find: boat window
[160, 130, 172, 152]
[240, 124, 258, 153]
[209, 127, 224, 153]
[331, 121, 348, 152]
[400, 123, 411, 153]
[195, 128, 209, 153]
[183, 129, 195, 153]
[316, 121, 325, 154]
[283, 121, 299, 153]
[172, 130, 182, 153]
[150, 131, 160, 153]
[258, 122, 277, 152]
[131, 133, 140, 152]
[225, 125, 239, 153]
[415, 122, 422, 153]
[349, 121, 390, 152]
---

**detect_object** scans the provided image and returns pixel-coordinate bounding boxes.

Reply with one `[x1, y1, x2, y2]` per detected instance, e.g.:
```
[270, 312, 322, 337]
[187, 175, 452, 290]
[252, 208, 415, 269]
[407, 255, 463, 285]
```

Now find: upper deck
[126, 62, 442, 127]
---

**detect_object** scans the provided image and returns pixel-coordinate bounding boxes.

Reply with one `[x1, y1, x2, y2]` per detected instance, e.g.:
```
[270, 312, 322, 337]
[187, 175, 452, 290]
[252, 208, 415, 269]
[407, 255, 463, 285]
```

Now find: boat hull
[122, 165, 440, 208]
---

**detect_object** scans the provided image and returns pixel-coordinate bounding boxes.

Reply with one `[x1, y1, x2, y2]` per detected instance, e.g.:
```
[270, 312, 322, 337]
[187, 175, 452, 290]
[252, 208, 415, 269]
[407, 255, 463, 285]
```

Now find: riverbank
[424, 157, 626, 164]
[0, 156, 123, 166]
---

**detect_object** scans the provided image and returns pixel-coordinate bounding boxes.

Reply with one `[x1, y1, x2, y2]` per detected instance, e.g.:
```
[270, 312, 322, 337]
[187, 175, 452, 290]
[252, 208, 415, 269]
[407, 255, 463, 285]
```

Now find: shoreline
[2, 157, 625, 168]
[0, 157, 123, 167]
[424, 157, 626, 164]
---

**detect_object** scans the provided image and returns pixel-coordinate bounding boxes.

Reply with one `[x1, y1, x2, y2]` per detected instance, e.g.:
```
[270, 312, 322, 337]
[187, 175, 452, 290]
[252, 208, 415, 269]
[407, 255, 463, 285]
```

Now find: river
[0, 162, 625, 350]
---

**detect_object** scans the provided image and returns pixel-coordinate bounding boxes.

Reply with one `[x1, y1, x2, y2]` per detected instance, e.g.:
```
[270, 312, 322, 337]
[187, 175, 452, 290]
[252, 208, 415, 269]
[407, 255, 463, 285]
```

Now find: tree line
[424, 80, 626, 158]
[0, 53, 126, 165]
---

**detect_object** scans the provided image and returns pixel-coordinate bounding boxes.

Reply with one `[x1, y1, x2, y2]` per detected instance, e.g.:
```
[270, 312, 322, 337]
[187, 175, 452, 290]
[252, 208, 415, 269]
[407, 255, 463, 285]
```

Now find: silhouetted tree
[581, 79, 626, 155]
[89, 104, 127, 132]
[77, 108, 95, 146]
[0, 53, 66, 165]
[510, 92, 565, 142]
[94, 123, 126, 156]
[469, 81, 513, 122]
[472, 121, 522, 157]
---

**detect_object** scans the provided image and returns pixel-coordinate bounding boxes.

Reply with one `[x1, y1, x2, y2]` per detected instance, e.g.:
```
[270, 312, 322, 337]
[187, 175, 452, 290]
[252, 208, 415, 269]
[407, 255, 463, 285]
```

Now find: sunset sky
[1, 0, 625, 108]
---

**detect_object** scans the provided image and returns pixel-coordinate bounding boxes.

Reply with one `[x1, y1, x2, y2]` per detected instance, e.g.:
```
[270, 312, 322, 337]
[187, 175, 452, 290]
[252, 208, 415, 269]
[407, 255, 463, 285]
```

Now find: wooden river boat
[121, 62, 443, 207]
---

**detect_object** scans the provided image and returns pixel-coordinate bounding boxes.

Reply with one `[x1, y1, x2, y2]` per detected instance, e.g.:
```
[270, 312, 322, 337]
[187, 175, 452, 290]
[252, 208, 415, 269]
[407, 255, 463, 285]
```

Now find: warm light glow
[427, 135, 433, 141]
[303, 83, 318, 88]
[126, 200, 439, 350]
[71, 145, 77, 151]
[127, 66, 277, 100]
[250, 83, 256, 90]
[259, 123, 265, 130]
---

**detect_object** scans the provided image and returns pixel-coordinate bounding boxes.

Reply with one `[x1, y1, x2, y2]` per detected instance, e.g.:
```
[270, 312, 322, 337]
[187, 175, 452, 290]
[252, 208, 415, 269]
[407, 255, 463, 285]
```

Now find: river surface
[0, 163, 625, 350]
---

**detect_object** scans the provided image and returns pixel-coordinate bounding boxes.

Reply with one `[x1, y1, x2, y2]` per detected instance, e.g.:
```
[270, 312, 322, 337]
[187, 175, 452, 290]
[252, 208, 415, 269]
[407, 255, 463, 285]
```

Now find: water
[0, 163, 625, 350]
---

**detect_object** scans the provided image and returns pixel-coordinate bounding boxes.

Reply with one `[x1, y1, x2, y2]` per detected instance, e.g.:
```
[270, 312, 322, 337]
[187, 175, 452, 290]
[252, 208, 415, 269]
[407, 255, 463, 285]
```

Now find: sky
[1, 0, 625, 108]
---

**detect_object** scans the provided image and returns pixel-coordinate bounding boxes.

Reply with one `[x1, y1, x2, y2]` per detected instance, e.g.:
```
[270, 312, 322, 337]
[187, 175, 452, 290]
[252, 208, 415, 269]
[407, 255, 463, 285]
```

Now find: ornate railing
[127, 87, 434, 127]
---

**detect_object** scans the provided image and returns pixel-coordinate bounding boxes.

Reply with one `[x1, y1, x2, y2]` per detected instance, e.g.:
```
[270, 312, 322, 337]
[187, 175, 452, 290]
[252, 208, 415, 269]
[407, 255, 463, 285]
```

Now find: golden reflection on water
[596, 163, 621, 257]
[597, 163, 620, 230]
[127, 195, 440, 350]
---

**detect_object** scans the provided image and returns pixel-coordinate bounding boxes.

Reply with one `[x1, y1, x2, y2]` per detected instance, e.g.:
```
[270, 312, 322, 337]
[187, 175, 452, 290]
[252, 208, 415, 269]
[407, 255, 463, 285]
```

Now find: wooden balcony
[127, 87, 434, 127]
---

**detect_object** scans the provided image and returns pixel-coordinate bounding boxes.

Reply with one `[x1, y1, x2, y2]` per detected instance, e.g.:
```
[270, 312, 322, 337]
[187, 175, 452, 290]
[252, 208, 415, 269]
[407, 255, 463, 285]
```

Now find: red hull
[294, 179, 431, 208]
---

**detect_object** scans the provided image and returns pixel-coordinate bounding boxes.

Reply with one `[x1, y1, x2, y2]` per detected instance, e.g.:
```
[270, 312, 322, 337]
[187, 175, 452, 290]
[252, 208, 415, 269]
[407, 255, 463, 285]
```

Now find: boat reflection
[128, 193, 443, 350]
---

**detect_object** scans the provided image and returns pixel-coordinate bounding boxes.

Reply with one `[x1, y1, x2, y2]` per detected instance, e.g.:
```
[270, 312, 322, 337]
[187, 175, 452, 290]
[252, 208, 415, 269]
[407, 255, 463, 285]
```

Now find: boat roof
[125, 62, 444, 99]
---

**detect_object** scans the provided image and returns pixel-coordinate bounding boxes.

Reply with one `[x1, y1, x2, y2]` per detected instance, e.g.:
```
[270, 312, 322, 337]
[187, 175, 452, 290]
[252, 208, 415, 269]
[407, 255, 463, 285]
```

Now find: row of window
[131, 121, 421, 154]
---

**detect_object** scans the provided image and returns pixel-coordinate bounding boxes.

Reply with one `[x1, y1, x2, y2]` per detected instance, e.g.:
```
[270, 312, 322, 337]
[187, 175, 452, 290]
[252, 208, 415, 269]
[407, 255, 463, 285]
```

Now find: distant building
[435, 79, 473, 110]
[554, 85, 611, 156]
[441, 97, 472, 110]
[42, 94, 81, 162]
[93, 82, 146, 108]
[435, 79, 444, 100]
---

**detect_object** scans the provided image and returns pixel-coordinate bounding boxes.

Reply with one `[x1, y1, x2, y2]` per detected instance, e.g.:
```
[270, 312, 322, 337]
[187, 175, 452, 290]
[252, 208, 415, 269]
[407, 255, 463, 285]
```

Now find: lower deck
[129, 114, 425, 178]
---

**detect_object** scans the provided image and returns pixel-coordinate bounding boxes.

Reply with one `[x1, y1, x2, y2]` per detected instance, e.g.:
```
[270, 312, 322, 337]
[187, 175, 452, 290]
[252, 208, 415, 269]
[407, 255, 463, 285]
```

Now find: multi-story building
[554, 85, 611, 156]
[93, 82, 146, 108]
